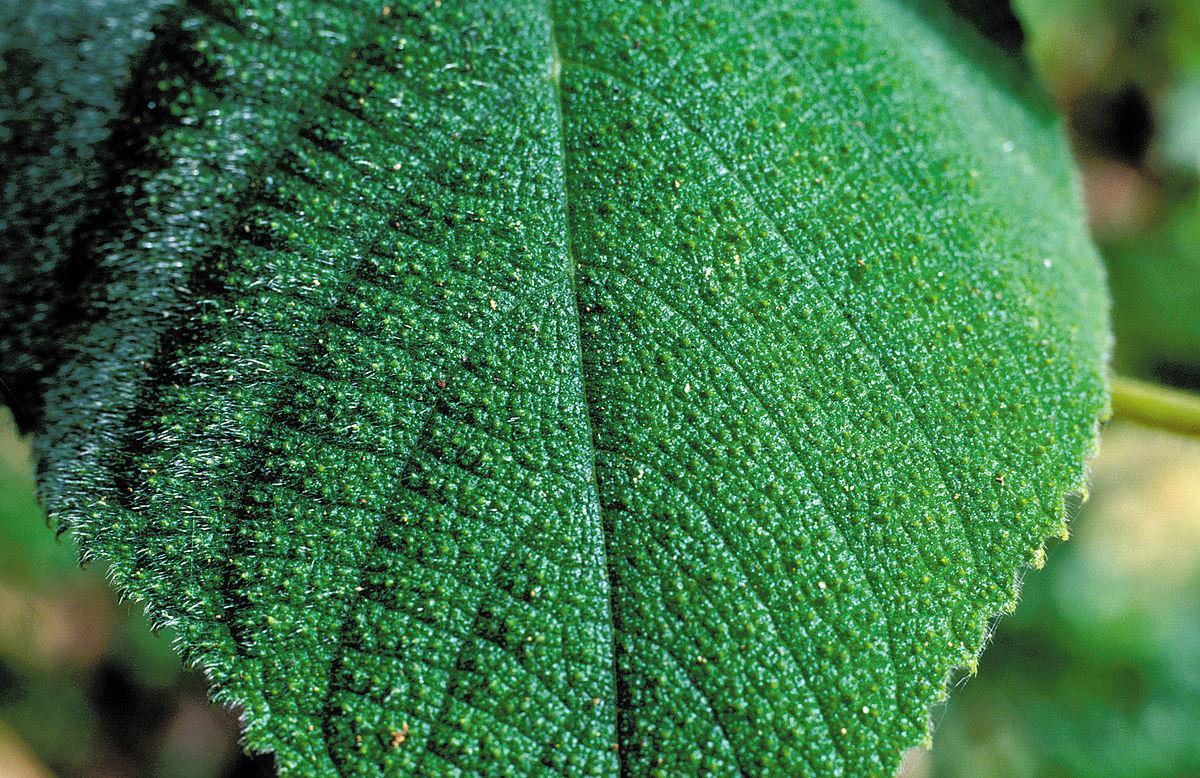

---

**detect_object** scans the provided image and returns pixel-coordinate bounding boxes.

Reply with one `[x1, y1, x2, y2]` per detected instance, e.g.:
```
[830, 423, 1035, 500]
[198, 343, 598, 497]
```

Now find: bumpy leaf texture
[19, 0, 1108, 774]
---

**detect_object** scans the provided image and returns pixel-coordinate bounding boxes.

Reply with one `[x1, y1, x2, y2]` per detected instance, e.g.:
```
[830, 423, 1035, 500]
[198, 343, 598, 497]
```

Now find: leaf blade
[24, 0, 1108, 775]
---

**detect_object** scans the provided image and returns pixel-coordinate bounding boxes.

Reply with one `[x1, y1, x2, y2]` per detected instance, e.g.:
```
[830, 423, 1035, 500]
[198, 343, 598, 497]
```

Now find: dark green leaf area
[0, 0, 176, 424]
[36, 0, 1107, 776]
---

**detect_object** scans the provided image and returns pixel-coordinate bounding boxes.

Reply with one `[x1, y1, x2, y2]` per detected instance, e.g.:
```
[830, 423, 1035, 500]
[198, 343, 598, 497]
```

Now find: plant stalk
[1110, 374, 1200, 437]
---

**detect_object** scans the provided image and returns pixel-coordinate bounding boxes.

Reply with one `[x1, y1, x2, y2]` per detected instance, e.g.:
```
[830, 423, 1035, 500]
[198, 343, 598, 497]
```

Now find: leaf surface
[28, 0, 1108, 775]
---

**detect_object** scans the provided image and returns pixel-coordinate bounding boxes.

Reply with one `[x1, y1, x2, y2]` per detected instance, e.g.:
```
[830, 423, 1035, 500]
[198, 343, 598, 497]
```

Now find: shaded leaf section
[0, 0, 178, 425]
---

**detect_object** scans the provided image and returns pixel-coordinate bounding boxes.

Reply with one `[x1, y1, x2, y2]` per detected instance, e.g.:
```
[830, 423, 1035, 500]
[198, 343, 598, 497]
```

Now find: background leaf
[3, 0, 1107, 775]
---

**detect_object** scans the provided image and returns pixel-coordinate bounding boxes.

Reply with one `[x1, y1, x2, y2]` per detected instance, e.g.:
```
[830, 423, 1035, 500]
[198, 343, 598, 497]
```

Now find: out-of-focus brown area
[1030, 0, 1200, 389]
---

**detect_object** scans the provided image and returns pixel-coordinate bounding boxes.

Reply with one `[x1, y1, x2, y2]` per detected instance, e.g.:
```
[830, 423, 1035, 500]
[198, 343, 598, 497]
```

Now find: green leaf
[22, 0, 1107, 774]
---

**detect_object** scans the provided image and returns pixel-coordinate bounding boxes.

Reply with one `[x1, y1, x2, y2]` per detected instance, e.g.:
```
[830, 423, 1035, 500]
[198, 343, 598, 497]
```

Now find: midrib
[546, 5, 628, 774]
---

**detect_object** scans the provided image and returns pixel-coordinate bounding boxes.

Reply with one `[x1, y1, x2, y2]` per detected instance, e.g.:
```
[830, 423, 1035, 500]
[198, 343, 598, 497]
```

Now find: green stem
[1110, 374, 1200, 437]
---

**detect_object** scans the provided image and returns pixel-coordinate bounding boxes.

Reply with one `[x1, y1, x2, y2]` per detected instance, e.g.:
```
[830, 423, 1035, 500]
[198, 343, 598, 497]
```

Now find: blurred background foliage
[1, 0, 1199, 776]
[0, 0, 273, 773]
[0, 409, 273, 777]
